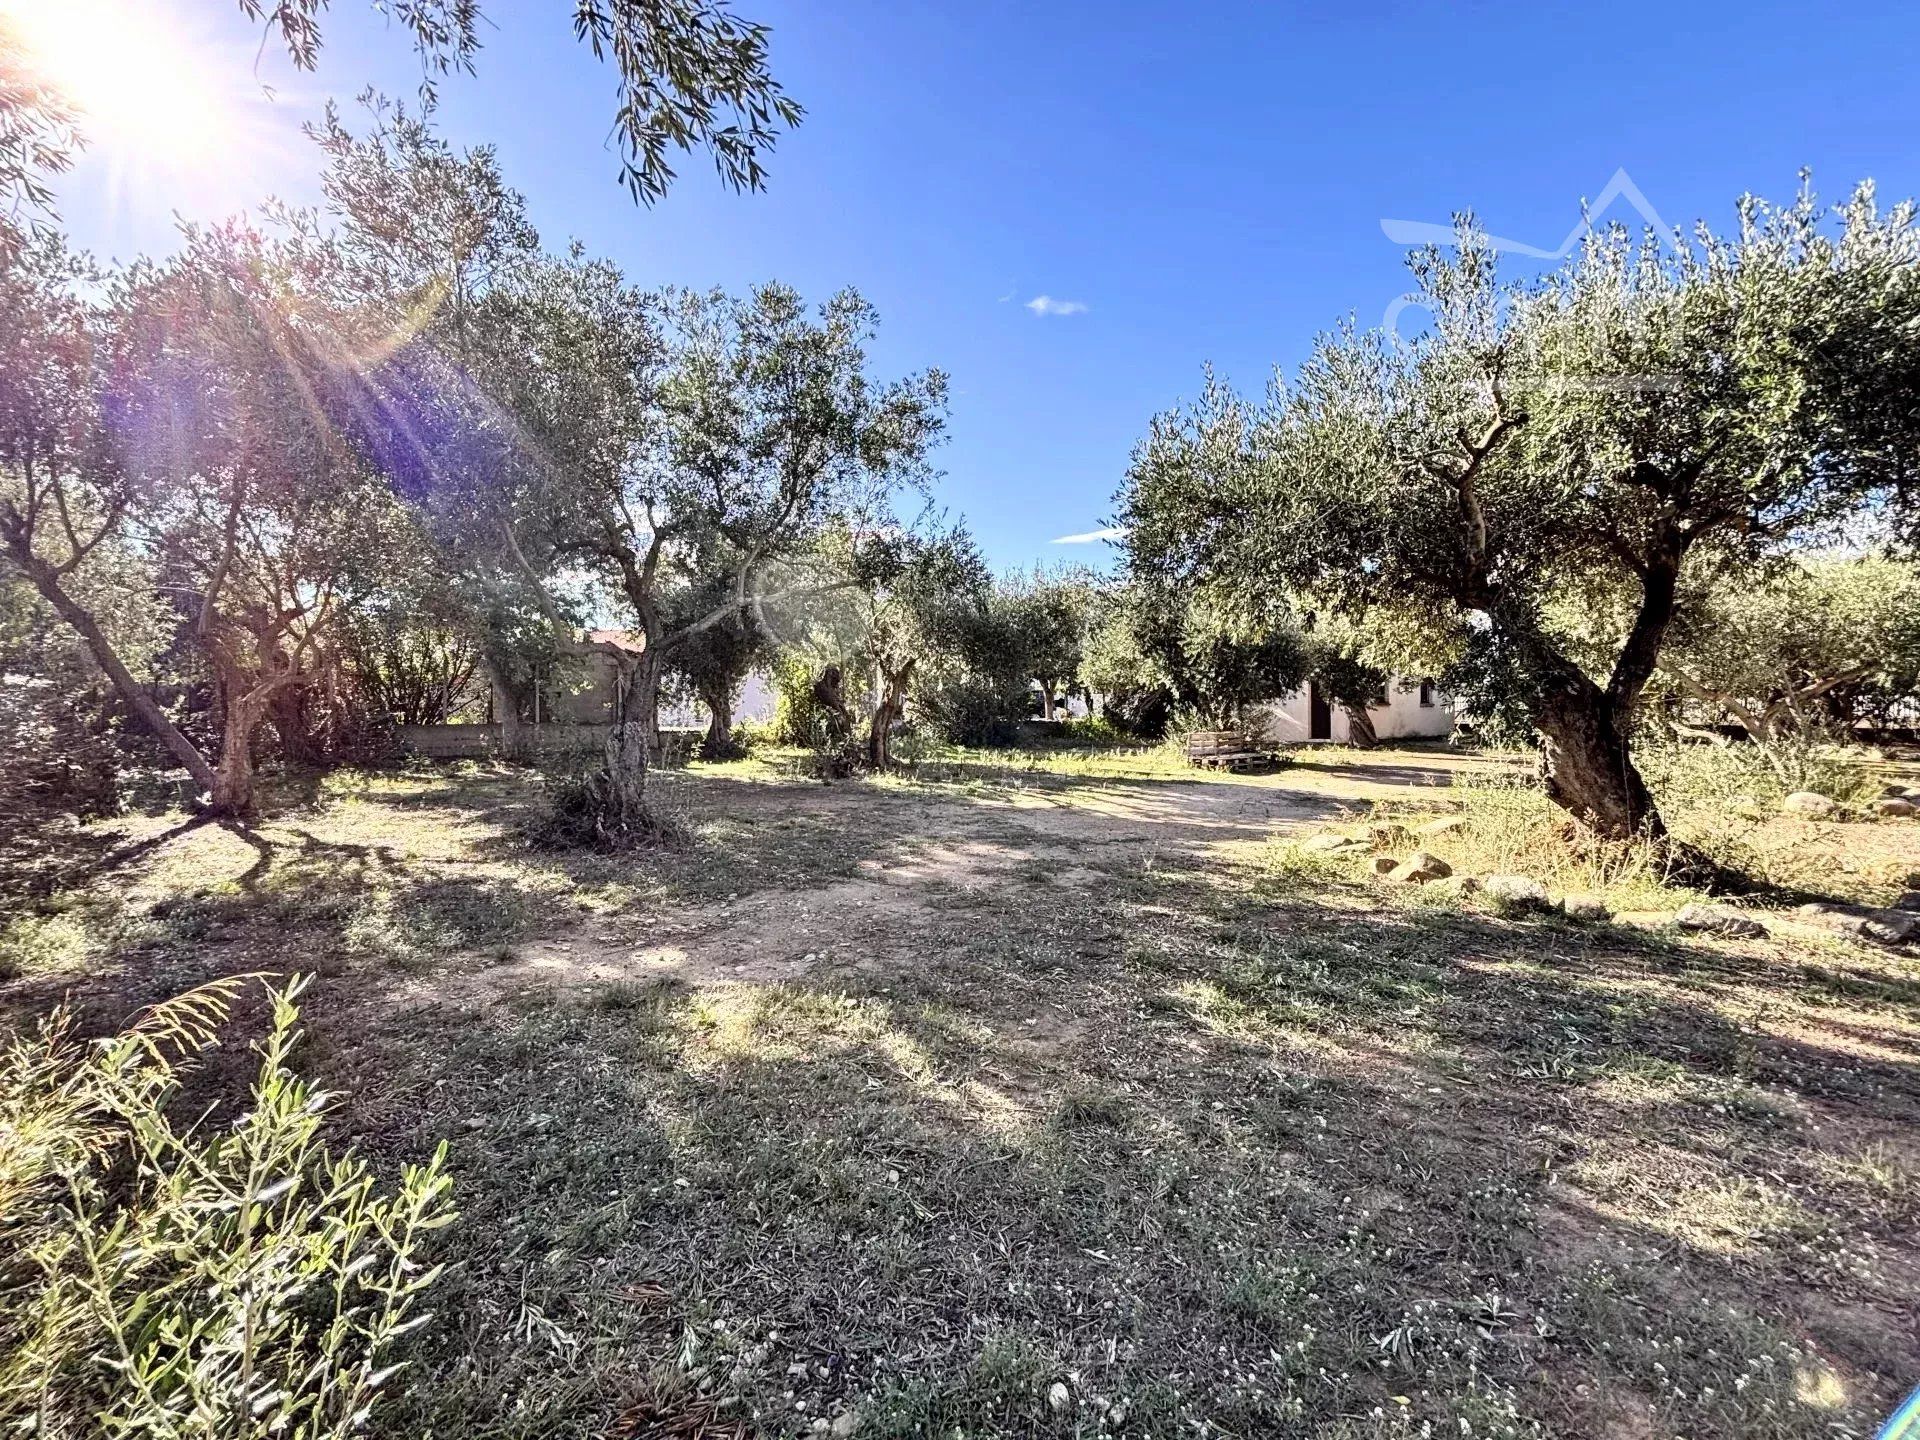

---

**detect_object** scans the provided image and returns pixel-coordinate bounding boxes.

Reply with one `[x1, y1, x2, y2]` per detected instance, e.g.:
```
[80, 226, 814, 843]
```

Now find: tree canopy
[1121, 182, 1920, 839]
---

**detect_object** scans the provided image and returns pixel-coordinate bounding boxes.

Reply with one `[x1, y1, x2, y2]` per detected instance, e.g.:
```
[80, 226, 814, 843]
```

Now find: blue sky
[50, 0, 1920, 570]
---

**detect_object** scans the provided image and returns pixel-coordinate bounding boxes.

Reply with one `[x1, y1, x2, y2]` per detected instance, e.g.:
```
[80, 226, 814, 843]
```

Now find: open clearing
[6, 747, 1920, 1439]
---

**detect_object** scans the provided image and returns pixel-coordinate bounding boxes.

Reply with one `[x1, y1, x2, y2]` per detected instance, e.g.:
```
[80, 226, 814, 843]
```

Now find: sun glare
[3, 0, 231, 163]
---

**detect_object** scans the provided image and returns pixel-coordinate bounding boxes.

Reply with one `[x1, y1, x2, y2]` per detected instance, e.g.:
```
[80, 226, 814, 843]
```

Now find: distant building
[500, 631, 777, 730]
[1250, 676, 1452, 744]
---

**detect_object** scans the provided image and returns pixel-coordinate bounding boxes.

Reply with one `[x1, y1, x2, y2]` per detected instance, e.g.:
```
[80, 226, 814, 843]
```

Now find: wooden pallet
[1184, 729, 1274, 771]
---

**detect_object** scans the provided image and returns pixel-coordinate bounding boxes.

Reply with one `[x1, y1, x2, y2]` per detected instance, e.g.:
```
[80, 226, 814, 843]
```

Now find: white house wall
[1250, 678, 1452, 745]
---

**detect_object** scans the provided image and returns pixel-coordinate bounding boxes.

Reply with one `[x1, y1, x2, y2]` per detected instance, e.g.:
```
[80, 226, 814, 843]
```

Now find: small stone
[831, 1412, 860, 1438]
[1675, 902, 1767, 939]
[1799, 902, 1917, 946]
[1368, 855, 1399, 876]
[1875, 913, 1920, 945]
[1484, 874, 1551, 910]
[1417, 815, 1469, 837]
[1047, 1382, 1071, 1413]
[1388, 850, 1452, 883]
[1873, 797, 1918, 819]
[1894, 891, 1920, 914]
[1561, 895, 1611, 923]
[1782, 791, 1838, 818]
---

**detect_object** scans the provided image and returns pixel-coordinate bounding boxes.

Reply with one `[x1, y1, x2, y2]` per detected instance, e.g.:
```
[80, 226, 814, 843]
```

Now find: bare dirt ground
[6, 746, 1920, 1440]
[410, 750, 1512, 1005]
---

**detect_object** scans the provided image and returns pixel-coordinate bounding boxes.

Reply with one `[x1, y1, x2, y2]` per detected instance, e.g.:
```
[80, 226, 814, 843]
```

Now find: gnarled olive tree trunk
[208, 678, 294, 817]
[587, 650, 664, 841]
[1528, 653, 1665, 842]
[699, 682, 735, 759]
[867, 659, 915, 769]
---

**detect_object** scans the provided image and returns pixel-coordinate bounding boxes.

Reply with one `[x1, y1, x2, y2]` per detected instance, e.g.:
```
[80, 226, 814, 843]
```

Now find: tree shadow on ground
[273, 832, 1920, 1440]
[7, 767, 1915, 1439]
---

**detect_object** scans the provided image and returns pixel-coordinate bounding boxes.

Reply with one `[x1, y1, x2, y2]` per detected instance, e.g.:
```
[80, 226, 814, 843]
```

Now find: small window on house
[1418, 679, 1436, 708]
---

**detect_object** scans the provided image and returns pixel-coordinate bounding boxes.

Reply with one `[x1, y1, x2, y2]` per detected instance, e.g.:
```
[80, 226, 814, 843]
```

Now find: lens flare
[2, 0, 230, 162]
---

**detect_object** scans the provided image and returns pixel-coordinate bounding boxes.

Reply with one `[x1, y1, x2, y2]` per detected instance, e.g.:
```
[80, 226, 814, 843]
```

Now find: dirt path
[446, 755, 1474, 1003]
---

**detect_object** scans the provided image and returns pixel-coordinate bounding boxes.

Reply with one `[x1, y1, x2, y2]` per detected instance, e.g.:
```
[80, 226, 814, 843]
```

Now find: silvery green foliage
[1121, 179, 1920, 835]
[0, 975, 455, 1437]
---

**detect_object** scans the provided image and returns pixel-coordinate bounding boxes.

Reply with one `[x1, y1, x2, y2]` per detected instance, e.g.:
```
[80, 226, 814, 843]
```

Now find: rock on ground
[1873, 797, 1918, 819]
[1302, 832, 1368, 855]
[1417, 815, 1469, 837]
[1388, 850, 1452, 883]
[1798, 902, 1918, 947]
[1561, 895, 1612, 923]
[1484, 874, 1551, 909]
[1675, 902, 1768, 939]
[1782, 791, 1839, 818]
[1368, 855, 1398, 876]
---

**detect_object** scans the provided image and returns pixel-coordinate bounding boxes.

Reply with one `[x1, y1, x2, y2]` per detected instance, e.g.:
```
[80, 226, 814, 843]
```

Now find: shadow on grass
[267, 843, 1920, 1440]
[7, 766, 1915, 1438]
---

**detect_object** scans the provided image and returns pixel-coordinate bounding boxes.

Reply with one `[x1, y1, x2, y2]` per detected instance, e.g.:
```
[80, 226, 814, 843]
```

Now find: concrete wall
[1249, 677, 1452, 745]
[396, 722, 706, 762]
[397, 722, 607, 758]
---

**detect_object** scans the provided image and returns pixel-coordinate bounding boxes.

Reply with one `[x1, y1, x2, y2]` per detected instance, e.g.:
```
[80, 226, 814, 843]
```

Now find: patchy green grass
[4, 760, 1918, 1440]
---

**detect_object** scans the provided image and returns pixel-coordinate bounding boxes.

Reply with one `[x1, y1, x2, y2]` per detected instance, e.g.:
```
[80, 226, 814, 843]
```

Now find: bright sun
[3, 0, 230, 162]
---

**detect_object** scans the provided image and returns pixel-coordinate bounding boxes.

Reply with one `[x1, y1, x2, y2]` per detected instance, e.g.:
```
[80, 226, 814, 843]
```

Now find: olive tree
[997, 565, 1095, 720]
[848, 525, 991, 767]
[2, 224, 411, 814]
[0, 238, 205, 783]
[1124, 183, 1920, 839]
[4, 0, 803, 249]
[663, 571, 772, 758]
[1656, 555, 1920, 771]
[114, 225, 414, 809]
[1078, 575, 1306, 736]
[455, 275, 945, 832]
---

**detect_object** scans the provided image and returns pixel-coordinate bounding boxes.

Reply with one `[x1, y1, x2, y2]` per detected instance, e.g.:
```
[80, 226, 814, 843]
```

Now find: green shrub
[0, 975, 456, 1437]
[1057, 714, 1128, 747]
[917, 674, 1028, 747]
[1637, 732, 1881, 811]
[769, 654, 837, 746]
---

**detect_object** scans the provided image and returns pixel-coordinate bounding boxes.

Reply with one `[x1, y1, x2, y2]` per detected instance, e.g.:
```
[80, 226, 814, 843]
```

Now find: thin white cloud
[1050, 526, 1127, 544]
[1025, 295, 1088, 318]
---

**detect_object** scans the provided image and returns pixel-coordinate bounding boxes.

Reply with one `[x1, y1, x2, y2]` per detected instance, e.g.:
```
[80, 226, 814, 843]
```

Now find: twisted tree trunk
[867, 659, 915, 769]
[1531, 657, 1664, 842]
[208, 681, 286, 817]
[700, 684, 736, 759]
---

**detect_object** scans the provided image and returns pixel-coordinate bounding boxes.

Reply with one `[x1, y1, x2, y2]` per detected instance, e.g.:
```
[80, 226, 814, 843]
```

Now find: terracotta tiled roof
[584, 628, 646, 653]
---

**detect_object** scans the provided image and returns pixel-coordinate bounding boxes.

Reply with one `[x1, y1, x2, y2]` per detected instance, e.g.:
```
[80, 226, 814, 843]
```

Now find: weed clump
[531, 747, 692, 851]
[0, 975, 455, 1437]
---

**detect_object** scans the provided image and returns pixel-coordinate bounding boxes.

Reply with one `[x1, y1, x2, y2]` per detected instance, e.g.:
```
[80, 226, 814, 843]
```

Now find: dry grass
[3, 755, 1919, 1439]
